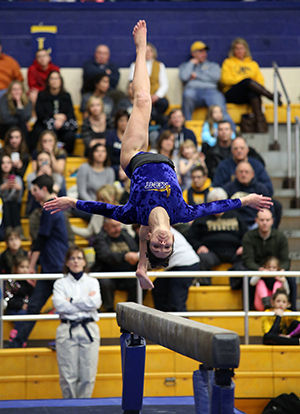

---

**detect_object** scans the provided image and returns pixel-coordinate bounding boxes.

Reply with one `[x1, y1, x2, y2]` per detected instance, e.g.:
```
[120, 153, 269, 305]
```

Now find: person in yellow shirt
[221, 38, 281, 133]
[262, 288, 300, 345]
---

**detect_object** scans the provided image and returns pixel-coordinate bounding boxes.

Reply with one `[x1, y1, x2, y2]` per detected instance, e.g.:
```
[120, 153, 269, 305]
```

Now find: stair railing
[291, 117, 300, 207]
[272, 62, 293, 187]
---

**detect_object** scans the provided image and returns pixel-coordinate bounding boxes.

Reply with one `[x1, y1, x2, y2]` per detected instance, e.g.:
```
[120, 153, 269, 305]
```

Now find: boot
[248, 79, 282, 106]
[250, 96, 268, 133]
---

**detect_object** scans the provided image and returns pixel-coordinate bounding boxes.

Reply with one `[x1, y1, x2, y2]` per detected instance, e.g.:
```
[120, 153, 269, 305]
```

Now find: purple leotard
[76, 157, 241, 225]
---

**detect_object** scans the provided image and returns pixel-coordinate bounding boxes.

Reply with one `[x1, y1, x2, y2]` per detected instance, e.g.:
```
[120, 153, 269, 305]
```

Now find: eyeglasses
[69, 256, 85, 262]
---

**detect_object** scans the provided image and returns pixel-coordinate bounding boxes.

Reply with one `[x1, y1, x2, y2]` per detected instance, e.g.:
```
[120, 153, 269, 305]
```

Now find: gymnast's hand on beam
[43, 196, 77, 214]
[136, 268, 154, 290]
[240, 194, 273, 211]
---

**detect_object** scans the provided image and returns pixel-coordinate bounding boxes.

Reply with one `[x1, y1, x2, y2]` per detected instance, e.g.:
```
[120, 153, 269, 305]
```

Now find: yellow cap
[190, 41, 209, 53]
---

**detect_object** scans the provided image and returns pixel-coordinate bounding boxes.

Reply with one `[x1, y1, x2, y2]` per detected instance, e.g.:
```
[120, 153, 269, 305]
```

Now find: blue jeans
[182, 87, 235, 129]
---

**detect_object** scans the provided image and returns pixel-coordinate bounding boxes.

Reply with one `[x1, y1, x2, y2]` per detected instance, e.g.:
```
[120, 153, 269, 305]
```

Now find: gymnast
[44, 20, 273, 290]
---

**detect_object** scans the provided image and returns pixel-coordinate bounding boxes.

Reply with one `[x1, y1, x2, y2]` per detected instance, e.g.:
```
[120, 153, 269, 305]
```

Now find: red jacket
[27, 59, 60, 91]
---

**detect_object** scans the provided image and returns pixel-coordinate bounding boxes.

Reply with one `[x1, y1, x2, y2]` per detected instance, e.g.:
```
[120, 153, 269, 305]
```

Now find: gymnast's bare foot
[132, 20, 147, 50]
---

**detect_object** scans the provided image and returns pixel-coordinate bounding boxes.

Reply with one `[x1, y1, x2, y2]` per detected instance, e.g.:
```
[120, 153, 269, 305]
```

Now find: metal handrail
[1, 270, 299, 348]
[272, 62, 292, 180]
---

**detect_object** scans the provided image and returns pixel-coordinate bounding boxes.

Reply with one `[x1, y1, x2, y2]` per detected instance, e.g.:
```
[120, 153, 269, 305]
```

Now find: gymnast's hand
[240, 194, 273, 210]
[43, 196, 77, 214]
[136, 268, 154, 290]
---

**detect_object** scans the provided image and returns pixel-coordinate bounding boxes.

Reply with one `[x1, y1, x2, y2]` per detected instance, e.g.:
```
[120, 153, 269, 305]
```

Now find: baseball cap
[190, 41, 209, 53]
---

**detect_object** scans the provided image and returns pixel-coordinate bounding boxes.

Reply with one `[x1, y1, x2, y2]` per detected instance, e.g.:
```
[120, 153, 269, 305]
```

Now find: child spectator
[202, 105, 235, 147]
[81, 96, 106, 156]
[32, 130, 66, 176]
[262, 288, 300, 345]
[0, 229, 27, 274]
[0, 154, 23, 237]
[0, 126, 29, 178]
[53, 246, 101, 398]
[251, 256, 289, 311]
[178, 139, 206, 190]
[4, 256, 35, 345]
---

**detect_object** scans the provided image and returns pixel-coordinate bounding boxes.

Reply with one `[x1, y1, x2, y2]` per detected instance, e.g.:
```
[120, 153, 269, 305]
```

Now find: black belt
[61, 318, 94, 342]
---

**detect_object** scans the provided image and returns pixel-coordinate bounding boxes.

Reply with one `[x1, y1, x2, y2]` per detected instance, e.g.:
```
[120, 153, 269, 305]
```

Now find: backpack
[262, 393, 300, 414]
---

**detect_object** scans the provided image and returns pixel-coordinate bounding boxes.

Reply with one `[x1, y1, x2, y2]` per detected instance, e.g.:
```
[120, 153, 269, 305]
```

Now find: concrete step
[284, 230, 300, 250]
[279, 209, 300, 230]
[274, 189, 296, 208]
[271, 176, 286, 190]
[289, 252, 300, 271]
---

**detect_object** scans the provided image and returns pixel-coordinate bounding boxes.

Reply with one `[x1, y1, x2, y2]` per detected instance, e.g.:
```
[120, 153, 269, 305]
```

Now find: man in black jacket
[92, 218, 138, 312]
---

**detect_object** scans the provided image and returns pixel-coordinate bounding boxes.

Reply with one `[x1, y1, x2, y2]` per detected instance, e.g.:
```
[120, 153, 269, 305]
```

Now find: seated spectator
[82, 43, 120, 93]
[0, 40, 23, 98]
[204, 120, 233, 178]
[162, 109, 197, 152]
[76, 143, 114, 201]
[81, 96, 106, 156]
[178, 139, 206, 190]
[0, 80, 32, 138]
[92, 218, 139, 312]
[182, 165, 212, 205]
[251, 256, 290, 311]
[0, 154, 23, 238]
[81, 73, 114, 127]
[4, 256, 35, 345]
[155, 130, 179, 172]
[202, 105, 235, 148]
[179, 40, 233, 127]
[27, 48, 60, 107]
[53, 246, 101, 398]
[242, 209, 296, 310]
[221, 38, 281, 133]
[262, 288, 300, 345]
[8, 174, 69, 348]
[152, 227, 199, 312]
[223, 161, 270, 229]
[0, 228, 27, 274]
[117, 81, 133, 115]
[213, 136, 273, 195]
[32, 130, 66, 176]
[32, 71, 77, 154]
[129, 42, 168, 126]
[106, 109, 129, 178]
[187, 187, 247, 285]
[0, 126, 29, 178]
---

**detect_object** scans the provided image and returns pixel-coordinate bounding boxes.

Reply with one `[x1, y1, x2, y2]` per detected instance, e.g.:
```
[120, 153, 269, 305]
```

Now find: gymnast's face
[149, 229, 173, 258]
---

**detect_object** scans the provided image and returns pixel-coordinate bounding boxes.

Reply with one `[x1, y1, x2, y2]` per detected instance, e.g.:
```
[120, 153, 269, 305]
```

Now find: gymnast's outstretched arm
[136, 225, 154, 289]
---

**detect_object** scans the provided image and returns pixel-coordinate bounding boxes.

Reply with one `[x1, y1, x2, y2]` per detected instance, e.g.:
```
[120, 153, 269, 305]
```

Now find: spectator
[155, 130, 179, 172]
[81, 96, 106, 156]
[251, 256, 289, 311]
[129, 42, 168, 126]
[32, 71, 77, 154]
[152, 227, 199, 312]
[223, 161, 270, 229]
[0, 40, 23, 98]
[92, 218, 138, 312]
[179, 40, 233, 127]
[81, 73, 114, 127]
[4, 256, 35, 346]
[53, 246, 101, 398]
[27, 48, 60, 107]
[221, 38, 281, 133]
[0, 80, 32, 138]
[262, 288, 300, 345]
[76, 143, 114, 202]
[161, 108, 197, 152]
[8, 174, 69, 348]
[0, 126, 29, 178]
[182, 165, 212, 205]
[178, 139, 206, 190]
[0, 229, 27, 274]
[202, 105, 235, 148]
[106, 109, 129, 178]
[187, 187, 247, 285]
[82, 44, 120, 93]
[242, 209, 296, 310]
[213, 136, 273, 195]
[117, 81, 133, 114]
[0, 154, 23, 237]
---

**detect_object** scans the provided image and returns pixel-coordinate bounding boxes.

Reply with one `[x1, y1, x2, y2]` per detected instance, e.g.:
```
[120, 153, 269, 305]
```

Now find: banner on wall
[30, 25, 58, 60]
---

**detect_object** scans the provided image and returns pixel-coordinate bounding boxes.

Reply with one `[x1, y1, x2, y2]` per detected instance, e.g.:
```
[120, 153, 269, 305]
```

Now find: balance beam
[116, 302, 240, 369]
